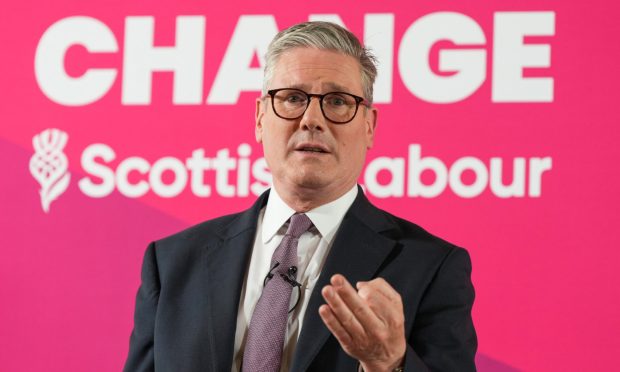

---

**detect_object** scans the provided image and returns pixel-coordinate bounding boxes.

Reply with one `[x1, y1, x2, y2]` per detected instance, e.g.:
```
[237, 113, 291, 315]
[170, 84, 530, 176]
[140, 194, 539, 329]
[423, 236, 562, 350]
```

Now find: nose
[299, 96, 325, 132]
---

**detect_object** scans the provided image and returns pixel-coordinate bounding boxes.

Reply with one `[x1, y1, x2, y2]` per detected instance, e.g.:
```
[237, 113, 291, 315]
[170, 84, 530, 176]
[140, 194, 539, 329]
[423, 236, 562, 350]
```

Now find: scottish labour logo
[29, 129, 71, 213]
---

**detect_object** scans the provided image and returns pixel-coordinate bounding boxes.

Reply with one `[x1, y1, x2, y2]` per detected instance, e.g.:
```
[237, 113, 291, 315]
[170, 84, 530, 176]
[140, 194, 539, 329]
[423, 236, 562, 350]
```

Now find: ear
[255, 97, 265, 143]
[365, 106, 378, 149]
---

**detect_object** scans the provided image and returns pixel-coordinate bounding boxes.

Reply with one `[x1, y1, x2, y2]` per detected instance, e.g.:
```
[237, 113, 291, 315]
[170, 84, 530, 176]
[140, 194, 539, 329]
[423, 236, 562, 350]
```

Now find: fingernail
[332, 275, 343, 287]
[323, 286, 333, 298]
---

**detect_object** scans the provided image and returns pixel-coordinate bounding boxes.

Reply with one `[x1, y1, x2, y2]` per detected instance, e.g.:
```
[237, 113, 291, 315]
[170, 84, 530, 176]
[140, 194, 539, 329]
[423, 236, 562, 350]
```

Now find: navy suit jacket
[124, 188, 477, 371]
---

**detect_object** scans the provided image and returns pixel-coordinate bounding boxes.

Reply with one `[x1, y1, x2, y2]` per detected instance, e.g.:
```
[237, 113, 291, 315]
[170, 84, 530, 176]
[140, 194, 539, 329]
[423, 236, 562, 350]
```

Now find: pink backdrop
[1, 1, 619, 371]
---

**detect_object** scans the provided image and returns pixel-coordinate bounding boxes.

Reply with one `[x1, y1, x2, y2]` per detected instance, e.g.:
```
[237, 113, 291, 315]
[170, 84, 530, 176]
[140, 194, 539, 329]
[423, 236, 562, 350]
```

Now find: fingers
[357, 277, 401, 304]
[320, 275, 404, 333]
[318, 304, 353, 348]
[356, 282, 391, 324]
[323, 274, 382, 337]
[319, 276, 370, 354]
[319, 275, 407, 369]
[356, 278, 404, 324]
[321, 283, 361, 332]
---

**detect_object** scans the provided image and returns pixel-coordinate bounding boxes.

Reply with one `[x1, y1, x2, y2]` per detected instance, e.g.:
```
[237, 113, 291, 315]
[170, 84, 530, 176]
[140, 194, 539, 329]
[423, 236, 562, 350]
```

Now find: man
[124, 21, 476, 372]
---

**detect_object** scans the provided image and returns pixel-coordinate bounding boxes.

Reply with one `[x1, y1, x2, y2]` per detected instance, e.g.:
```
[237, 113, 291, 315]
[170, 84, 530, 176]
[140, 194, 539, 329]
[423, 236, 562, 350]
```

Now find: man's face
[256, 47, 377, 205]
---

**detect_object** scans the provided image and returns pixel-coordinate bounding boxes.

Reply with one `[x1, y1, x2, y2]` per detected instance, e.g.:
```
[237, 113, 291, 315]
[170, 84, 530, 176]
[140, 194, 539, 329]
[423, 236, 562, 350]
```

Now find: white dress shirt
[231, 185, 358, 372]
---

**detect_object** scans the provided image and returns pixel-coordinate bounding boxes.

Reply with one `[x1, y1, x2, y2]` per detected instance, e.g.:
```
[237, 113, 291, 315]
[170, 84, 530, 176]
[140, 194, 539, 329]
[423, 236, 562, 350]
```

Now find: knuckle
[358, 287, 370, 299]
[371, 277, 388, 289]
[394, 292, 403, 304]
[394, 318, 403, 329]
[352, 304, 367, 318]
[389, 316, 405, 330]
[342, 344, 357, 356]
[375, 277, 387, 285]
[371, 327, 388, 341]
[341, 314, 355, 328]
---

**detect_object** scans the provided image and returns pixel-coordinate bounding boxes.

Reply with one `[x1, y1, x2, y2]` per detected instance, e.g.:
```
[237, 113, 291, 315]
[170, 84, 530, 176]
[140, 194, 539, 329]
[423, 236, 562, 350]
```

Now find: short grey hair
[263, 21, 378, 104]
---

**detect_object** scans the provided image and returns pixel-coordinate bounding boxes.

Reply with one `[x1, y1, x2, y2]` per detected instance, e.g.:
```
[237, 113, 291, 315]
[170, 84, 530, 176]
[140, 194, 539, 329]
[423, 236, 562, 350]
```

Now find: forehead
[270, 48, 363, 95]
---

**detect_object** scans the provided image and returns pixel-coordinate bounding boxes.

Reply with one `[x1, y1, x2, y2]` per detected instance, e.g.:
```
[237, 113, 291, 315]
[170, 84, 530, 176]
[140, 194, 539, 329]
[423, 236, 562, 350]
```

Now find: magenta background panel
[1, 1, 619, 371]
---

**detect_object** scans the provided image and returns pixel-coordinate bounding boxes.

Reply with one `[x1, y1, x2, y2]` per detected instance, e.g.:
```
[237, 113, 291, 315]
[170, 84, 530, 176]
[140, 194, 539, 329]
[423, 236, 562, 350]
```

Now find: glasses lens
[322, 92, 358, 123]
[272, 89, 308, 119]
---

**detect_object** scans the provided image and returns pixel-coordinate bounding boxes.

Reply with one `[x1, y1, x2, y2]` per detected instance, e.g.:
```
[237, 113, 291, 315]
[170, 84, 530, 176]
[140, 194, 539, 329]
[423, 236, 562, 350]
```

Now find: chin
[289, 172, 329, 190]
[295, 177, 328, 190]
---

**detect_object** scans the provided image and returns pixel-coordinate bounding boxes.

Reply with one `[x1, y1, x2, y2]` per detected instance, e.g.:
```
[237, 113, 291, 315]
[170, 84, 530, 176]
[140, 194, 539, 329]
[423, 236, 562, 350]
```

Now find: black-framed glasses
[263, 261, 302, 313]
[266, 88, 370, 124]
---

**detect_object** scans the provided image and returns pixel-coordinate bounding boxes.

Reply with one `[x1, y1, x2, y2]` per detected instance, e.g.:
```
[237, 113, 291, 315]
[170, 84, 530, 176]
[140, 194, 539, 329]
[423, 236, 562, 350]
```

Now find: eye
[324, 94, 349, 107]
[283, 91, 307, 104]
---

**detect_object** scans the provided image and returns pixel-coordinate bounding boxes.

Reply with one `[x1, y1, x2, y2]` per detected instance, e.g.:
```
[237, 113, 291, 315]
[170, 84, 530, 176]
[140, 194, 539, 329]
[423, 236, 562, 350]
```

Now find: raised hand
[319, 274, 406, 372]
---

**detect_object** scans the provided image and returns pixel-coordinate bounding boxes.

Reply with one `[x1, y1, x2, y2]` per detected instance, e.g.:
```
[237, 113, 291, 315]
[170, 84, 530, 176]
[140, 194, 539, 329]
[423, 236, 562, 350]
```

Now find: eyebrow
[287, 82, 353, 94]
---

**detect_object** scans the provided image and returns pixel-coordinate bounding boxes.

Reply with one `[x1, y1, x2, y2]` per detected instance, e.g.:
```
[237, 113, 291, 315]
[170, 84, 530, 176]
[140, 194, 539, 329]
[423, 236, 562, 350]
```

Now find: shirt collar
[262, 185, 358, 244]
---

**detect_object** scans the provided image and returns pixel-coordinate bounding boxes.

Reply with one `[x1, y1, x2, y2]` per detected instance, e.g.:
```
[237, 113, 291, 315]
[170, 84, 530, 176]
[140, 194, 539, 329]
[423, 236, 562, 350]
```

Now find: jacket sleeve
[404, 247, 477, 372]
[124, 242, 160, 372]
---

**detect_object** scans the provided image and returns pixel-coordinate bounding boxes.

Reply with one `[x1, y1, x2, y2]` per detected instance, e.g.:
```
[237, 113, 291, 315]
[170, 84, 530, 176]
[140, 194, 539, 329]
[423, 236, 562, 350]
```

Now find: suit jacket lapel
[291, 190, 398, 372]
[202, 191, 270, 372]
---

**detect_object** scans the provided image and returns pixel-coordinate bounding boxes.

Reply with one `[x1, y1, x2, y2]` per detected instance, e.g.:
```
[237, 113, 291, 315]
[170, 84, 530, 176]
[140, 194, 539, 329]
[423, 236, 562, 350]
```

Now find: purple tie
[242, 213, 313, 372]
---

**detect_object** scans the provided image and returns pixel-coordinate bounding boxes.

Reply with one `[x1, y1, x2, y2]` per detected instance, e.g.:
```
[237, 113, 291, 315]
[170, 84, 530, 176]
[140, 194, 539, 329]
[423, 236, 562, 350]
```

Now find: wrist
[359, 355, 404, 372]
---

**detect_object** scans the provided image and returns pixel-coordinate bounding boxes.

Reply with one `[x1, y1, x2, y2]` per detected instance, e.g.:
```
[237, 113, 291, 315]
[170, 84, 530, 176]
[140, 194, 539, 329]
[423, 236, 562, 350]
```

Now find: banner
[1, 1, 618, 370]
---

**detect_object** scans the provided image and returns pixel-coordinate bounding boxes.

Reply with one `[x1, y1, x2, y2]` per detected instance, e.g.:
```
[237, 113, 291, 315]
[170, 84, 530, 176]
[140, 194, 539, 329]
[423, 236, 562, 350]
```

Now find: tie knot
[286, 213, 313, 238]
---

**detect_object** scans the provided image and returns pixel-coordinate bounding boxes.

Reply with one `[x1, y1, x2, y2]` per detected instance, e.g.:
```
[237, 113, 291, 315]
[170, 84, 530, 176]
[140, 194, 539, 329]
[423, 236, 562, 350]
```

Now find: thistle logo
[29, 129, 71, 213]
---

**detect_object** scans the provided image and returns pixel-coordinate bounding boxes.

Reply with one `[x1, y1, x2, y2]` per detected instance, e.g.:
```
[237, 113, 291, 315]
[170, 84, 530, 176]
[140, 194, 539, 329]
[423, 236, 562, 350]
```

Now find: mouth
[294, 143, 330, 154]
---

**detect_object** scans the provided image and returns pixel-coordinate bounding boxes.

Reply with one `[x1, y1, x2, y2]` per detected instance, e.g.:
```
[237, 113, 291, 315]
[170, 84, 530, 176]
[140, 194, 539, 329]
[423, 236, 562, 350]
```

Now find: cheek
[336, 129, 367, 156]
[263, 127, 291, 157]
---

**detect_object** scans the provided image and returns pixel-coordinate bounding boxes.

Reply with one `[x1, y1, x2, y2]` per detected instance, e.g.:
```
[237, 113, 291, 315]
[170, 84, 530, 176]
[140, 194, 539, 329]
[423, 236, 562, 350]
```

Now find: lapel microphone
[263, 262, 302, 313]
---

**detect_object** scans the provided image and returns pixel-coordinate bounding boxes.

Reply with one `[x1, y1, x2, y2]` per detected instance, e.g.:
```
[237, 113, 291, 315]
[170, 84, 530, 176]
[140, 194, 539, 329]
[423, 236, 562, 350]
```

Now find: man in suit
[124, 21, 477, 372]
